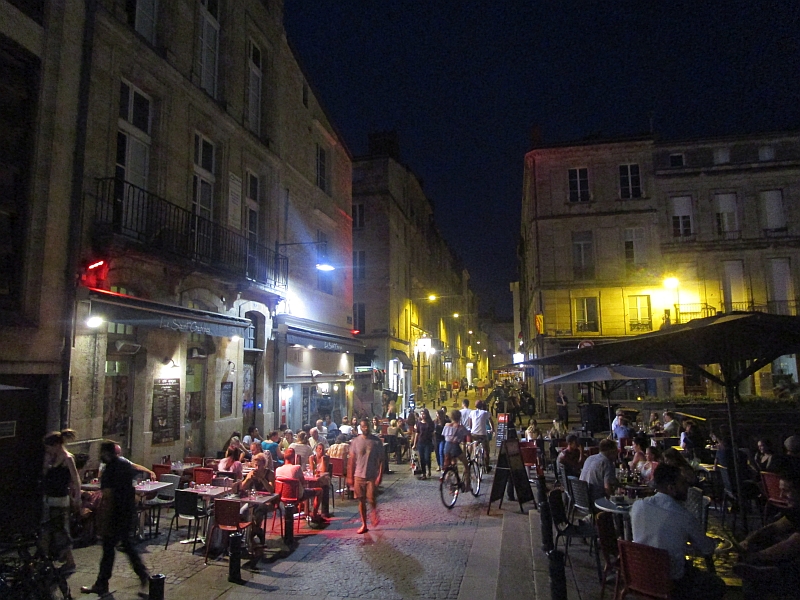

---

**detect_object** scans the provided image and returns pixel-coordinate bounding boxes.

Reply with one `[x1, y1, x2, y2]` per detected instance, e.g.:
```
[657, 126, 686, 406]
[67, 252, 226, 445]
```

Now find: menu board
[496, 413, 509, 447]
[220, 381, 233, 417]
[488, 438, 535, 513]
[152, 378, 181, 444]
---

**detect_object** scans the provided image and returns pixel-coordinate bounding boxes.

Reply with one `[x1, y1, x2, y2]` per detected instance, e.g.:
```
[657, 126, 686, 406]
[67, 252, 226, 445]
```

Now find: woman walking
[434, 408, 449, 472]
[42, 429, 81, 575]
[414, 409, 435, 479]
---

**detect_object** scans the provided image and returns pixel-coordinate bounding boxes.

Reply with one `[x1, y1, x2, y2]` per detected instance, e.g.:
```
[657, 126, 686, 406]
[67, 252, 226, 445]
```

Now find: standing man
[556, 389, 569, 427]
[630, 463, 725, 599]
[662, 411, 680, 437]
[81, 441, 149, 596]
[347, 418, 385, 534]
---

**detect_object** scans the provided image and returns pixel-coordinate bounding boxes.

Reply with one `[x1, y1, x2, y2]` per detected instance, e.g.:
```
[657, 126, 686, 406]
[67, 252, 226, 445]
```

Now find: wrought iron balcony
[629, 319, 652, 332]
[92, 178, 287, 290]
[675, 303, 716, 324]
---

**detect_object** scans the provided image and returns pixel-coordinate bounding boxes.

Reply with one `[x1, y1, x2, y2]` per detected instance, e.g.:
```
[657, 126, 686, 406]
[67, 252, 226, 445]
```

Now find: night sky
[284, 1, 800, 319]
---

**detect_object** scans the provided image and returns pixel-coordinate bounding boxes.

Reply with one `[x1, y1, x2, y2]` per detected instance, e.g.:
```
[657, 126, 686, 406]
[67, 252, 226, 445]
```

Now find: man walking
[81, 441, 149, 596]
[347, 418, 384, 534]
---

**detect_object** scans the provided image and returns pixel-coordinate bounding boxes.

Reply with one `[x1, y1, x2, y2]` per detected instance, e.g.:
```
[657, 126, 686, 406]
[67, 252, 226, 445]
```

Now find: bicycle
[0, 534, 72, 599]
[440, 441, 482, 509]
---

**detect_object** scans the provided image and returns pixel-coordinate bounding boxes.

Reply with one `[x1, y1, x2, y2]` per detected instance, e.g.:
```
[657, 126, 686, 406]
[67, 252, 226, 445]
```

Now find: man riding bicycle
[465, 400, 494, 472]
[441, 409, 470, 488]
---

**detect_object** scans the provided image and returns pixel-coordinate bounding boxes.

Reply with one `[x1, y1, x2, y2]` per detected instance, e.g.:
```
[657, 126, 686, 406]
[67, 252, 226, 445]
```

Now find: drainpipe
[60, 0, 97, 428]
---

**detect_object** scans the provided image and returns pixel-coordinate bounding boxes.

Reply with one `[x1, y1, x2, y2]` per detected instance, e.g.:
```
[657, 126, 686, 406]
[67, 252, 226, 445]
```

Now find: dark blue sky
[284, 1, 800, 319]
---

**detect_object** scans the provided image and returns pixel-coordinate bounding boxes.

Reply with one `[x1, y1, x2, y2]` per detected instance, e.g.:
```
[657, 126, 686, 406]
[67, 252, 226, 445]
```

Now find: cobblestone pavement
[70, 453, 495, 600]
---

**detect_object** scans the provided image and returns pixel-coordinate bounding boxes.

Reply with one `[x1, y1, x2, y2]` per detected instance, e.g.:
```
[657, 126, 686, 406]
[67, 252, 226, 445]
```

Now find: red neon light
[87, 260, 105, 270]
[351, 329, 360, 335]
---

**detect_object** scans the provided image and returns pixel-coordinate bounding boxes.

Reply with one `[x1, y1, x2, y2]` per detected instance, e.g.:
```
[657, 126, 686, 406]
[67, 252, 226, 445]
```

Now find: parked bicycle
[440, 441, 482, 508]
[0, 534, 72, 599]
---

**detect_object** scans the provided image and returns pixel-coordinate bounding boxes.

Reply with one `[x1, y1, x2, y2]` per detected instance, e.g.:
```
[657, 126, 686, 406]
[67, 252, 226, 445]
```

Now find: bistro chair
[152, 463, 172, 479]
[184, 456, 203, 467]
[519, 445, 540, 482]
[143, 473, 179, 537]
[616, 540, 672, 600]
[548, 489, 602, 582]
[567, 476, 595, 523]
[272, 478, 306, 535]
[596, 511, 621, 599]
[761, 471, 790, 523]
[329, 456, 347, 499]
[165, 489, 209, 554]
[193, 467, 214, 485]
[204, 458, 220, 470]
[685, 486, 710, 532]
[204, 498, 252, 564]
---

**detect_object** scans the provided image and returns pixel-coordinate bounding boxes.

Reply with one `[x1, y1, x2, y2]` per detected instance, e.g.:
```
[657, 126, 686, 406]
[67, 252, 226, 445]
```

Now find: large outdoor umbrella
[527, 311, 800, 533]
[543, 365, 681, 431]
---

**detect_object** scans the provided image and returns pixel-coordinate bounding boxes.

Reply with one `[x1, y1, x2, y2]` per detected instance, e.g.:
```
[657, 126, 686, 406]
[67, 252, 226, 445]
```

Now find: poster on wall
[220, 381, 233, 417]
[152, 378, 181, 444]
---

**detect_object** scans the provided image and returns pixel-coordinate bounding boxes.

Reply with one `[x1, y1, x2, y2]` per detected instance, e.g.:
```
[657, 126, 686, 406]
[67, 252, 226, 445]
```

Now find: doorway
[185, 358, 206, 456]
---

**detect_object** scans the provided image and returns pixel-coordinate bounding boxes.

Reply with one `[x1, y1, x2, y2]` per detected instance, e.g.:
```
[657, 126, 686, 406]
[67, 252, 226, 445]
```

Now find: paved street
[69, 449, 512, 600]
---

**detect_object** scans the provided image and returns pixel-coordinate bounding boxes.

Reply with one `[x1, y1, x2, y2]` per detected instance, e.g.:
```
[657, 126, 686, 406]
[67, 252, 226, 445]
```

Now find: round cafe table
[595, 497, 635, 540]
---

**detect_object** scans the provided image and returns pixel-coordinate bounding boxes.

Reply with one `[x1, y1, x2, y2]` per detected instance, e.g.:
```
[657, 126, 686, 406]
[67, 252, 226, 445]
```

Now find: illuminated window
[628, 295, 651, 331]
[574, 297, 599, 332]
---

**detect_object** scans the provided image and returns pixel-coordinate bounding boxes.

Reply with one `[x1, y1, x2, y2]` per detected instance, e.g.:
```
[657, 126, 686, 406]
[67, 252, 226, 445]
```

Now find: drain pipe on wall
[60, 0, 97, 428]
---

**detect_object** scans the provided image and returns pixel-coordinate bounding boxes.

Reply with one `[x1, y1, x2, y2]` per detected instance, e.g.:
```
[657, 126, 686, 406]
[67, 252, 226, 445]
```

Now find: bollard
[538, 495, 555, 552]
[148, 573, 165, 600]
[547, 549, 568, 600]
[228, 532, 243, 583]
[283, 502, 295, 546]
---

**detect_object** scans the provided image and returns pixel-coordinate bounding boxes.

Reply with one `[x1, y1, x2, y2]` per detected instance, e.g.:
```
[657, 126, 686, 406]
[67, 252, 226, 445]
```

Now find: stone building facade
[352, 134, 488, 415]
[520, 131, 800, 400]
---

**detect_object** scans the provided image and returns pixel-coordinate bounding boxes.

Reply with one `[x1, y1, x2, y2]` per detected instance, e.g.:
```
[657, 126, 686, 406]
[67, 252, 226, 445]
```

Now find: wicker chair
[616, 540, 672, 599]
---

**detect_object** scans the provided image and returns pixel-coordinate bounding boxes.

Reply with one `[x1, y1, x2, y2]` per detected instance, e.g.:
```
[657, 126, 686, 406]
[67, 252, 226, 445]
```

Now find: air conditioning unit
[114, 340, 141, 354]
[189, 347, 207, 359]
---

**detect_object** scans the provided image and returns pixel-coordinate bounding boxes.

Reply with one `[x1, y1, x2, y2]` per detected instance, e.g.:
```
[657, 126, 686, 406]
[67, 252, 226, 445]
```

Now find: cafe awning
[391, 349, 413, 369]
[286, 327, 365, 354]
[87, 288, 252, 338]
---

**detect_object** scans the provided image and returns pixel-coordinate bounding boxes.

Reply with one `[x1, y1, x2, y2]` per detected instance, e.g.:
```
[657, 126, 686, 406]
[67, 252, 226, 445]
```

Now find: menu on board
[496, 413, 509, 447]
[152, 378, 181, 444]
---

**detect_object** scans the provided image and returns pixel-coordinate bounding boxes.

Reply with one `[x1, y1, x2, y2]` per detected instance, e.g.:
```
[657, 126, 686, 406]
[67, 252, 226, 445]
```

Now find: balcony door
[722, 260, 747, 312]
[115, 81, 151, 237]
[192, 133, 215, 260]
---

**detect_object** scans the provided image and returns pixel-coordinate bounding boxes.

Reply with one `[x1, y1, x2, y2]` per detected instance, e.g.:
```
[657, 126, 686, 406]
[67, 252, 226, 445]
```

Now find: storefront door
[185, 358, 206, 456]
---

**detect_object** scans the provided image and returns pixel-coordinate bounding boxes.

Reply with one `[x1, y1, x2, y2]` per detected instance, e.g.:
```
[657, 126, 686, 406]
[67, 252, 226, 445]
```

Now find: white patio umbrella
[543, 365, 681, 431]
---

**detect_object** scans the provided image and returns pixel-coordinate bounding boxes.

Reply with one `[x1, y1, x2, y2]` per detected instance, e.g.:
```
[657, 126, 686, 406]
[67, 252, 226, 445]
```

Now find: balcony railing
[675, 303, 716, 323]
[717, 229, 741, 241]
[93, 178, 288, 290]
[576, 321, 599, 332]
[629, 319, 652, 332]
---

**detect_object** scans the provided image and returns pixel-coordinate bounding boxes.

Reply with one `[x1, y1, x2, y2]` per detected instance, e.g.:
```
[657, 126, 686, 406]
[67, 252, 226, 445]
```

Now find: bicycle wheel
[470, 459, 482, 496]
[440, 467, 460, 509]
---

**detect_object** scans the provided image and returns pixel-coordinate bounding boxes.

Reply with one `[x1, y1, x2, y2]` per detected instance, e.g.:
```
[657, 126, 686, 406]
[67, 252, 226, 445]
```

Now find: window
[759, 146, 775, 161]
[317, 231, 333, 294]
[352, 204, 365, 229]
[760, 189, 786, 234]
[669, 153, 685, 167]
[353, 303, 366, 334]
[572, 231, 594, 280]
[568, 168, 589, 202]
[671, 196, 693, 238]
[353, 250, 366, 280]
[116, 81, 151, 234]
[624, 227, 646, 271]
[244, 311, 264, 349]
[722, 260, 747, 312]
[768, 259, 795, 315]
[245, 172, 260, 277]
[247, 41, 262, 135]
[628, 295, 651, 331]
[619, 164, 642, 199]
[192, 133, 215, 255]
[197, 0, 219, 97]
[108, 286, 135, 335]
[713, 147, 730, 165]
[126, 0, 157, 45]
[315, 144, 328, 192]
[574, 297, 599, 332]
[714, 193, 738, 237]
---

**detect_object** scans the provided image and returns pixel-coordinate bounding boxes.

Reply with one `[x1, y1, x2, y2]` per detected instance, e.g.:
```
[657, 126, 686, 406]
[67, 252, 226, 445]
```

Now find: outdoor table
[217, 492, 281, 542]
[303, 473, 331, 517]
[697, 463, 716, 472]
[171, 462, 201, 475]
[135, 480, 171, 495]
[81, 481, 101, 491]
[621, 484, 652, 499]
[595, 497, 635, 540]
[179, 485, 228, 545]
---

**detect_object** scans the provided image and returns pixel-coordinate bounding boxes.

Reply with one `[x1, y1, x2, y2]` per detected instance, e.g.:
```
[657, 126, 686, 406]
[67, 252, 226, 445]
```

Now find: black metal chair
[164, 489, 209, 554]
[548, 489, 602, 582]
[143, 473, 179, 537]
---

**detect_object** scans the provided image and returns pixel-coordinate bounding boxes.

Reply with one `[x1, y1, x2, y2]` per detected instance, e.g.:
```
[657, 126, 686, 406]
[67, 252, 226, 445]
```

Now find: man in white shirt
[465, 400, 494, 471]
[662, 411, 680, 437]
[630, 463, 725, 599]
[459, 399, 472, 431]
[315, 419, 328, 436]
[579, 439, 619, 502]
[308, 427, 329, 450]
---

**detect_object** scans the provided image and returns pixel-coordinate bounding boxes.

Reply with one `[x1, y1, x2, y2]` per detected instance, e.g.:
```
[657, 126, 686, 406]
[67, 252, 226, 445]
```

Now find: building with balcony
[352, 133, 488, 415]
[520, 131, 800, 400]
[2, 0, 359, 470]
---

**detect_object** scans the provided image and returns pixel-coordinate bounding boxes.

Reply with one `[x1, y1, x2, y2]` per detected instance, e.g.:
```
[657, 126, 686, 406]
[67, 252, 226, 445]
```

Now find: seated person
[239, 453, 274, 551]
[638, 445, 661, 484]
[289, 432, 313, 465]
[613, 417, 635, 440]
[630, 463, 726, 600]
[649, 411, 663, 434]
[525, 419, 542, 441]
[547, 419, 568, 440]
[579, 439, 619, 502]
[261, 430, 285, 466]
[629, 437, 648, 472]
[309, 443, 331, 488]
[662, 411, 680, 437]
[734, 463, 800, 599]
[217, 446, 243, 480]
[338, 421, 353, 437]
[662, 447, 698, 486]
[279, 430, 294, 452]
[276, 448, 324, 522]
[556, 434, 585, 477]
[242, 426, 262, 446]
[248, 441, 262, 464]
[308, 427, 329, 450]
[327, 435, 350, 459]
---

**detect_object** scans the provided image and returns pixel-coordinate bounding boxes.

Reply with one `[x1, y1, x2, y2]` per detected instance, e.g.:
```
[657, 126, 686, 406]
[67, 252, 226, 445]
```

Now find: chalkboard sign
[152, 378, 180, 444]
[220, 381, 233, 417]
[495, 413, 509, 447]
[488, 438, 535, 514]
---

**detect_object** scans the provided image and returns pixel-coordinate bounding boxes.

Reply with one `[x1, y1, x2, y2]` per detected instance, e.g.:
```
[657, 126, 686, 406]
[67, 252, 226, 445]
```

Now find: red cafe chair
[193, 467, 214, 485]
[616, 540, 672, 600]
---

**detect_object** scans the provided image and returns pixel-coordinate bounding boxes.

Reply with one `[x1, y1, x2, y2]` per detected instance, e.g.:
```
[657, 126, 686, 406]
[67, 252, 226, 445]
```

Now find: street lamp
[275, 240, 335, 271]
